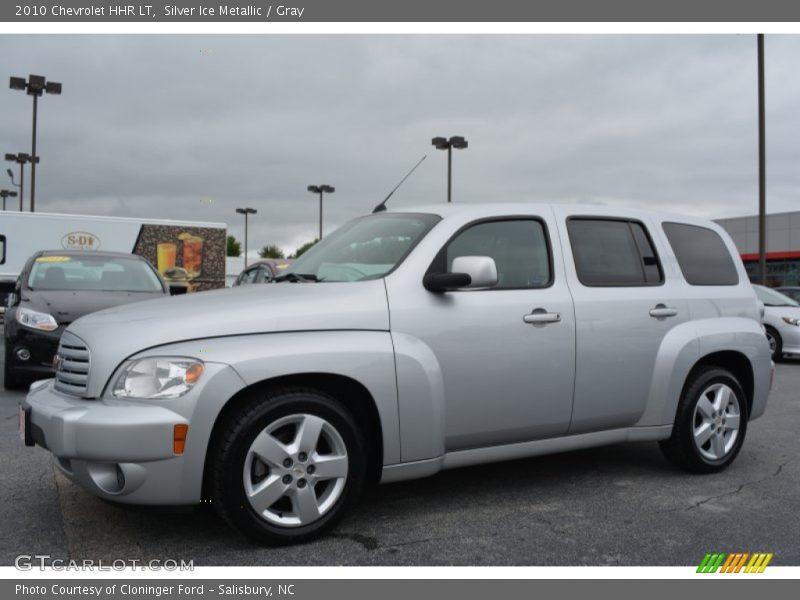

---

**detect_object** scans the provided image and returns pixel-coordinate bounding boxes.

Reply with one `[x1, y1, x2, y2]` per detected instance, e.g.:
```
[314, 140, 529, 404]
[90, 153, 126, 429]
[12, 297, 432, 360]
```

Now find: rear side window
[567, 218, 663, 286]
[662, 222, 739, 286]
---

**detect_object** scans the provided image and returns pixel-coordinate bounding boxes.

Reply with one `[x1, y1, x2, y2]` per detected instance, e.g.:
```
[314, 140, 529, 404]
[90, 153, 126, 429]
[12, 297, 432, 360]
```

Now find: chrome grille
[54, 332, 90, 396]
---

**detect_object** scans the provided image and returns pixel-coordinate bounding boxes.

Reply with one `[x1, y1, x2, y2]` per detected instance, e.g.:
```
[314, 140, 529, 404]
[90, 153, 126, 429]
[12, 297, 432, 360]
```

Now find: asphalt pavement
[1, 332, 798, 566]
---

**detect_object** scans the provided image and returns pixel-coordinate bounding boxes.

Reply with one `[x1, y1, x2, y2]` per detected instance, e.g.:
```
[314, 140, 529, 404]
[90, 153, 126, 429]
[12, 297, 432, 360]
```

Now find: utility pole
[757, 34, 767, 286]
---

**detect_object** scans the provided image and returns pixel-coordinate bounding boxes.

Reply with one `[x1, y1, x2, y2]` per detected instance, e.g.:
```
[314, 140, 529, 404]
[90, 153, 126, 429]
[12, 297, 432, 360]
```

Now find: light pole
[757, 34, 767, 286]
[431, 136, 468, 203]
[0, 189, 18, 211]
[6, 169, 21, 210]
[9, 75, 62, 213]
[307, 184, 335, 239]
[235, 207, 257, 268]
[5, 153, 36, 211]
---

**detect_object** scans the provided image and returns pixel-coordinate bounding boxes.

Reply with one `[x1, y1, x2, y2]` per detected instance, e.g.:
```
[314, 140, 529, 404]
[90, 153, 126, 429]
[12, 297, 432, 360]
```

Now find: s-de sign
[62, 231, 100, 250]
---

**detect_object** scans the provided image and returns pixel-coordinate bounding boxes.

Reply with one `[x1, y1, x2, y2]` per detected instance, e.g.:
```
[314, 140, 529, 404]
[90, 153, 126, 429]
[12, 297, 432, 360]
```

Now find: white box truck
[0, 212, 227, 300]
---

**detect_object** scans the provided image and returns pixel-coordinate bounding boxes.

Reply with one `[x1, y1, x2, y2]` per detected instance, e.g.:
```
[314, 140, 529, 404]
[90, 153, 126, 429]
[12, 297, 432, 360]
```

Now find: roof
[247, 258, 294, 268]
[386, 202, 715, 226]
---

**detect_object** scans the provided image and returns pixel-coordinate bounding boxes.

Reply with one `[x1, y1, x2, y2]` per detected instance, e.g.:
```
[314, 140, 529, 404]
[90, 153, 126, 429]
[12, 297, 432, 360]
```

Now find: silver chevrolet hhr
[22, 203, 772, 545]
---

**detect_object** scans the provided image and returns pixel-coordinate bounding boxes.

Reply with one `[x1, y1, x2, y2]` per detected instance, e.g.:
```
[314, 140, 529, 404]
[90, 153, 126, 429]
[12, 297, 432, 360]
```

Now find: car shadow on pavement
[54, 441, 678, 556]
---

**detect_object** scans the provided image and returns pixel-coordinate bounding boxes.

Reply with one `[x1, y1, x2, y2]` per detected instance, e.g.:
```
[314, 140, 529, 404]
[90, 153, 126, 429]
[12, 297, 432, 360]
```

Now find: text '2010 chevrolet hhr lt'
[21, 204, 771, 545]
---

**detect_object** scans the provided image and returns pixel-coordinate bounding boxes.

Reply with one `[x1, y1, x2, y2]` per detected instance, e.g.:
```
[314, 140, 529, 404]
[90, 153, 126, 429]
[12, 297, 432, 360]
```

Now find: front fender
[637, 317, 771, 428]
[133, 330, 401, 465]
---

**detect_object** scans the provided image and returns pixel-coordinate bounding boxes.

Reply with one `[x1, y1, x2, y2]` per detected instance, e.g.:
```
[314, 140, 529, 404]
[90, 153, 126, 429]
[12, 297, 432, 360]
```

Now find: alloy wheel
[692, 383, 741, 461]
[243, 413, 349, 527]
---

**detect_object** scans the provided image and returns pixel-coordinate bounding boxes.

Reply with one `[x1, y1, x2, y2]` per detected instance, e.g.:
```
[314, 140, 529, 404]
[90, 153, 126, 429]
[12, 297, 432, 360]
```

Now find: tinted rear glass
[662, 223, 739, 286]
[567, 218, 663, 286]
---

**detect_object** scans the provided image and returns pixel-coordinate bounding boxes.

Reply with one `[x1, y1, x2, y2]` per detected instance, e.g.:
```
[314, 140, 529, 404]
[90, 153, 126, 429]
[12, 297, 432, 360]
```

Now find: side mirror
[169, 282, 188, 296]
[423, 256, 498, 293]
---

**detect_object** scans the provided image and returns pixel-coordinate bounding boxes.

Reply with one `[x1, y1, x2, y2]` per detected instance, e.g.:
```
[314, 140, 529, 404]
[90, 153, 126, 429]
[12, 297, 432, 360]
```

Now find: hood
[68, 280, 390, 396]
[22, 290, 166, 325]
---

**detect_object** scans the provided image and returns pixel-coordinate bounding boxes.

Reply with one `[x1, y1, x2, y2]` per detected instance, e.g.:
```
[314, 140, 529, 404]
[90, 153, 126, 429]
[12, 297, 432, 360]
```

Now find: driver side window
[434, 219, 552, 289]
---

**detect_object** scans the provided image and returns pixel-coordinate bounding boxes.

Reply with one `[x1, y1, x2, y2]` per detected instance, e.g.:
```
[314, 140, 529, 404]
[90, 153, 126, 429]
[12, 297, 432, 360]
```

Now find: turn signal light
[185, 362, 204, 385]
[173, 424, 189, 455]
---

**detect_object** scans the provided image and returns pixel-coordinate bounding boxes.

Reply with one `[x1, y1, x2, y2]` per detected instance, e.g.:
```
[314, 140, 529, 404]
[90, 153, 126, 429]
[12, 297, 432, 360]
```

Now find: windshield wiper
[273, 272, 321, 283]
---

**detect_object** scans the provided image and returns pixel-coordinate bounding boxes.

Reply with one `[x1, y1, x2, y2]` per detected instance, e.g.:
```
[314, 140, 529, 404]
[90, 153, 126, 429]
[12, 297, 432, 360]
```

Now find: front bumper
[23, 380, 190, 504]
[22, 362, 246, 505]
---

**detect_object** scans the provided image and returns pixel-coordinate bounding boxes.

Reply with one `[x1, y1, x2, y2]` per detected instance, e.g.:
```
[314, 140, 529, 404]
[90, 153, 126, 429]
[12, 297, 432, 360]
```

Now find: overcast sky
[2, 35, 799, 256]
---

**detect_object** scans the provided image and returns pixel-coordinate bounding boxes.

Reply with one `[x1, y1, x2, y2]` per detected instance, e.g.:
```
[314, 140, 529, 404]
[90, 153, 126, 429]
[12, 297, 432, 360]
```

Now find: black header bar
[3, 0, 800, 23]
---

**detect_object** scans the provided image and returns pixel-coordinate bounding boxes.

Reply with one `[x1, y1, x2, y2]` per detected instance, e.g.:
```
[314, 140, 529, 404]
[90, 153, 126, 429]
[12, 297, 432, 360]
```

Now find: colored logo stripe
[697, 552, 772, 573]
[745, 553, 773, 573]
[697, 553, 726, 573]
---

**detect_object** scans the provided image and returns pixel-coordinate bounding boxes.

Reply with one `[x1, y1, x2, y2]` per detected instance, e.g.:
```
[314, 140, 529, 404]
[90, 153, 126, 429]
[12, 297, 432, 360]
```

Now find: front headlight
[782, 316, 800, 326]
[16, 306, 58, 331]
[112, 357, 205, 399]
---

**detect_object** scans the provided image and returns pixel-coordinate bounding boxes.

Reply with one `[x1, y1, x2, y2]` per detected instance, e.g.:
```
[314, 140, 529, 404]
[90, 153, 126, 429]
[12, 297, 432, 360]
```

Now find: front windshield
[754, 285, 800, 307]
[28, 255, 164, 293]
[283, 213, 441, 282]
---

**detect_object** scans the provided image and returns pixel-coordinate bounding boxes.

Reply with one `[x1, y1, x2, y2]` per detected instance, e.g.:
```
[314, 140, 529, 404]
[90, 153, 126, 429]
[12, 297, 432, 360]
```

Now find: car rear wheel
[209, 386, 366, 545]
[765, 326, 783, 362]
[659, 366, 748, 474]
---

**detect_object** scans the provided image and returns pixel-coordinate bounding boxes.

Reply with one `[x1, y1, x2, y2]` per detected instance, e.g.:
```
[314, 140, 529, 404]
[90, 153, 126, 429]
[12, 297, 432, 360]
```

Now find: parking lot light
[235, 207, 258, 268]
[431, 136, 468, 203]
[307, 184, 335, 239]
[5, 152, 36, 211]
[9, 74, 62, 212]
[0, 189, 19, 211]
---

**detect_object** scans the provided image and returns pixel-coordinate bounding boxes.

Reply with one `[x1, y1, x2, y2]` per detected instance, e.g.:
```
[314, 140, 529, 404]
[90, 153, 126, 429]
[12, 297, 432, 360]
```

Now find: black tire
[208, 386, 366, 546]
[765, 326, 783, 362]
[659, 366, 748, 474]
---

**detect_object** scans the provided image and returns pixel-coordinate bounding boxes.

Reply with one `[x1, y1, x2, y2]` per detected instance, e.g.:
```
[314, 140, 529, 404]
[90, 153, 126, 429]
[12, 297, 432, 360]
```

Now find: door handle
[523, 308, 561, 325]
[649, 304, 679, 319]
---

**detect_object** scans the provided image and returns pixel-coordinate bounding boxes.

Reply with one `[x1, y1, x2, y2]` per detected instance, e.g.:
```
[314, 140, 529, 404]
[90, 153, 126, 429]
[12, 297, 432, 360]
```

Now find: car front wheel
[659, 366, 748, 474]
[209, 386, 366, 545]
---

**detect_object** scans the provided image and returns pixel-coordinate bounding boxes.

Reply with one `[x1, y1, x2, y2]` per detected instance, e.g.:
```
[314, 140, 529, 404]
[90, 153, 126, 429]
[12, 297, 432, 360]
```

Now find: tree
[258, 244, 286, 259]
[226, 235, 242, 257]
[291, 239, 319, 259]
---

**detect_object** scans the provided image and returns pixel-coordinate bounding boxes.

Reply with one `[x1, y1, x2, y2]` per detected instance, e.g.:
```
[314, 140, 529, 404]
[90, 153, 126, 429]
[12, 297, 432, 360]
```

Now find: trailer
[0, 212, 227, 298]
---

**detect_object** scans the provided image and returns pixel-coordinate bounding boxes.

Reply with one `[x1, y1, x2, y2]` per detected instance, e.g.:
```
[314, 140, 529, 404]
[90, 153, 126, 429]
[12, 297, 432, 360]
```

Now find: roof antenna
[372, 155, 427, 213]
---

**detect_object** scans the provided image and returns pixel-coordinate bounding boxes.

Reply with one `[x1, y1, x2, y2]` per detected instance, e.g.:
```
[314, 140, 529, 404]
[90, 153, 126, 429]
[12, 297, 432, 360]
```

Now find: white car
[753, 284, 800, 361]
